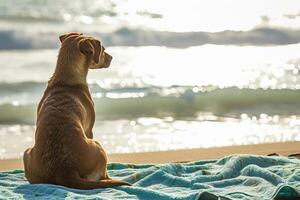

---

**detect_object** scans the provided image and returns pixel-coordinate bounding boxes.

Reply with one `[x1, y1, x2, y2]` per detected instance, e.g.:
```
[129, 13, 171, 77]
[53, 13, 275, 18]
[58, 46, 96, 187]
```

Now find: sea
[1, 0, 300, 159]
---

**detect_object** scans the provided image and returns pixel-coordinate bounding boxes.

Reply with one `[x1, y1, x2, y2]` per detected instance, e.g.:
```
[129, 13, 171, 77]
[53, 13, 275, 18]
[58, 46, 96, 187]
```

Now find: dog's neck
[49, 46, 89, 87]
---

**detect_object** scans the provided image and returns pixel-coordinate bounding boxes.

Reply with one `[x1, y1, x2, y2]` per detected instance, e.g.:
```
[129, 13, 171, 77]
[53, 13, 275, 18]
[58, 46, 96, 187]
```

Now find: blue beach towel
[1, 154, 300, 200]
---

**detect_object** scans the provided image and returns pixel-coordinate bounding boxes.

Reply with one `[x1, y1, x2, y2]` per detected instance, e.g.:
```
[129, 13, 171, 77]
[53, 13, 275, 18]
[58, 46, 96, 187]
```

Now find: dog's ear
[79, 39, 102, 64]
[59, 32, 82, 43]
[79, 39, 94, 57]
[79, 39, 98, 63]
[92, 40, 102, 64]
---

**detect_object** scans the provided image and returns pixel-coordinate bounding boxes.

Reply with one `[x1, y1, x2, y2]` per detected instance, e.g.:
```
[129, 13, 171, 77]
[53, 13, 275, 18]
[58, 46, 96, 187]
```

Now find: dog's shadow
[14, 183, 109, 199]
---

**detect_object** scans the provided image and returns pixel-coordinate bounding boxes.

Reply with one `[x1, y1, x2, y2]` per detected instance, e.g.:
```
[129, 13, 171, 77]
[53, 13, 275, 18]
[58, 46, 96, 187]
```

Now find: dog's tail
[56, 171, 131, 189]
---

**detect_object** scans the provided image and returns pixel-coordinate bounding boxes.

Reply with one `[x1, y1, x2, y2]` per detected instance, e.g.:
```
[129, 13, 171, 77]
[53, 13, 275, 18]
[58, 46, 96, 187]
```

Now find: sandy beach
[1, 141, 299, 171]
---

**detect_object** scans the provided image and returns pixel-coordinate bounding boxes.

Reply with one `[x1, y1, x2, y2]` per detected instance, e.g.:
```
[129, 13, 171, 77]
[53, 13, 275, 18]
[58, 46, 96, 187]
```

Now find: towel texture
[1, 154, 300, 200]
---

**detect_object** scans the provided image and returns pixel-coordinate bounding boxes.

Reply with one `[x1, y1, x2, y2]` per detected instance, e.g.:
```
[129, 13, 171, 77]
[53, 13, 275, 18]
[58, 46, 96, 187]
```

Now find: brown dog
[23, 32, 131, 189]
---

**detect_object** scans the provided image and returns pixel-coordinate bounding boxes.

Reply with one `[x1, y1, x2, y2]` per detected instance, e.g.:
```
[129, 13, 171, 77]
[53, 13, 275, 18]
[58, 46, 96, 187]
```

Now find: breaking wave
[0, 82, 300, 124]
[1, 27, 300, 50]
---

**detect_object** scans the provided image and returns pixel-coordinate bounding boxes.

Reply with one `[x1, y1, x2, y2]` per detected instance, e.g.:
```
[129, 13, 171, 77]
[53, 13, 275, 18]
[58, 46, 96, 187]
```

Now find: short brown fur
[23, 32, 131, 189]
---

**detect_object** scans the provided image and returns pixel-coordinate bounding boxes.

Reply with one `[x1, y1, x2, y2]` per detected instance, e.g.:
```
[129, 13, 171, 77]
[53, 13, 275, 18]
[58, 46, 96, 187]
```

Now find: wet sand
[1, 141, 299, 171]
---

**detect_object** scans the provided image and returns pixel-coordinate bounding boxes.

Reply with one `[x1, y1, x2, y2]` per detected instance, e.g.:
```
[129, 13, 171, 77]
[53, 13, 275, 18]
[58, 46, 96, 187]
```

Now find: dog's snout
[106, 53, 113, 61]
[103, 52, 113, 68]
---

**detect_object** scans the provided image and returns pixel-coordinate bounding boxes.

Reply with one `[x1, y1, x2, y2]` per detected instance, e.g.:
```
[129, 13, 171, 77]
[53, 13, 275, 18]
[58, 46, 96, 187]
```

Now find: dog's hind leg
[23, 148, 40, 183]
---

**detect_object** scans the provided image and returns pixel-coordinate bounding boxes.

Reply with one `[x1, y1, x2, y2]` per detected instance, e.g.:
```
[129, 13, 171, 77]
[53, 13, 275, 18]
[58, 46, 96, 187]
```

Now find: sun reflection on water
[1, 114, 299, 159]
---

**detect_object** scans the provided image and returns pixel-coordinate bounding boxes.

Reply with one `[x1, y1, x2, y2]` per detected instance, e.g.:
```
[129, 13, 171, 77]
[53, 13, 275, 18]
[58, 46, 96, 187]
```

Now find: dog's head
[59, 32, 112, 69]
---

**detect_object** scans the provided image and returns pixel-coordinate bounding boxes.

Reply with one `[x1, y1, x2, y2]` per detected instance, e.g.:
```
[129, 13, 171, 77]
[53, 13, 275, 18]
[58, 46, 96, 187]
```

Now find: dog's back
[26, 84, 94, 182]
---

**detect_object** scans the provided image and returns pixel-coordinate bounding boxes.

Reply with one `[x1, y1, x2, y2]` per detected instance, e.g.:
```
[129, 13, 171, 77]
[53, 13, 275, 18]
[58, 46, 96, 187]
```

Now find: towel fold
[1, 154, 300, 199]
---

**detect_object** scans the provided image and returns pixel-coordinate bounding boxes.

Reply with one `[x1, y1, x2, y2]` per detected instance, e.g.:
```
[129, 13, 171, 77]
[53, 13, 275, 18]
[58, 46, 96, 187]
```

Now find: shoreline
[1, 141, 299, 171]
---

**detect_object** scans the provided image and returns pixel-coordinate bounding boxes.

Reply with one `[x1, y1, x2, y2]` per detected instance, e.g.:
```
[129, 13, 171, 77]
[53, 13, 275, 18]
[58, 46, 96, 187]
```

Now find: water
[0, 0, 300, 159]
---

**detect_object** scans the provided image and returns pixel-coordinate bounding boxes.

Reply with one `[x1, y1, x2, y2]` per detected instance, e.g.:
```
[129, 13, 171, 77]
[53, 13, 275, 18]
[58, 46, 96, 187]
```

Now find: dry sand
[1, 141, 299, 171]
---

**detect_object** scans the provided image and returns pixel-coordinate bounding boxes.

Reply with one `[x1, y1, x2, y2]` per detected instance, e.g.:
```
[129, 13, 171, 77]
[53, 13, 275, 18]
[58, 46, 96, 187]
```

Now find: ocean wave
[0, 0, 117, 23]
[1, 27, 300, 50]
[0, 81, 46, 94]
[1, 86, 300, 124]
